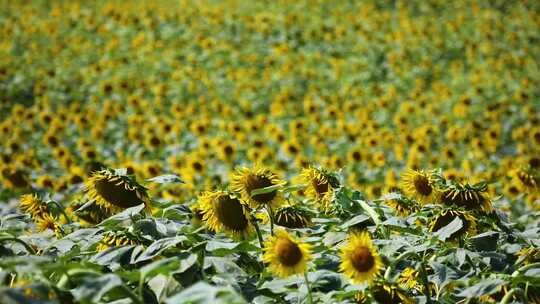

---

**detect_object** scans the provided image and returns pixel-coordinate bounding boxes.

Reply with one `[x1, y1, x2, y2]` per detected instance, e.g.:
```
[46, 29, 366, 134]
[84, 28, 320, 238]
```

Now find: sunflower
[35, 213, 62, 237]
[263, 229, 313, 278]
[370, 281, 415, 304]
[20, 194, 49, 219]
[429, 208, 477, 240]
[274, 205, 312, 229]
[339, 232, 383, 284]
[439, 181, 493, 212]
[97, 231, 139, 251]
[1, 166, 30, 189]
[397, 267, 437, 294]
[511, 167, 539, 192]
[400, 169, 439, 204]
[397, 267, 420, 290]
[70, 200, 111, 226]
[385, 196, 419, 217]
[298, 167, 338, 213]
[198, 190, 253, 239]
[85, 169, 150, 213]
[230, 165, 285, 209]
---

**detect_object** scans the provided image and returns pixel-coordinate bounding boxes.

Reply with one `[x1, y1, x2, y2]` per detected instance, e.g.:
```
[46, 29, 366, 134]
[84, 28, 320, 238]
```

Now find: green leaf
[134, 236, 187, 263]
[147, 174, 185, 184]
[356, 200, 381, 226]
[72, 273, 123, 302]
[456, 278, 506, 298]
[141, 255, 196, 278]
[434, 217, 463, 241]
[98, 204, 146, 226]
[340, 214, 371, 229]
[206, 241, 260, 256]
[250, 184, 282, 197]
[165, 282, 247, 304]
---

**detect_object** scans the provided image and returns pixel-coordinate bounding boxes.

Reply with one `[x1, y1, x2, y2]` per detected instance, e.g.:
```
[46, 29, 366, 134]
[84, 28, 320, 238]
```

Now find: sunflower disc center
[313, 179, 329, 196]
[215, 196, 249, 231]
[247, 174, 277, 203]
[275, 238, 303, 266]
[351, 246, 375, 272]
[95, 179, 144, 208]
[413, 176, 432, 196]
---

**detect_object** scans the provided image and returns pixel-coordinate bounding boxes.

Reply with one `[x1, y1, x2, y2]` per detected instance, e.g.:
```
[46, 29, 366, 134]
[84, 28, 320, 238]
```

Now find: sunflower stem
[47, 200, 71, 224]
[266, 206, 275, 236]
[303, 271, 313, 304]
[500, 288, 517, 304]
[251, 215, 265, 249]
[419, 258, 432, 303]
[513, 261, 540, 276]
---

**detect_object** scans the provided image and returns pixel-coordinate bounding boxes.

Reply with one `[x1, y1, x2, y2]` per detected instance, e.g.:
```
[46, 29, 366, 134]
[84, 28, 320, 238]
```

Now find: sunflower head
[230, 165, 285, 209]
[397, 267, 420, 290]
[439, 181, 493, 212]
[263, 229, 313, 278]
[370, 280, 415, 304]
[85, 169, 150, 213]
[400, 169, 439, 204]
[274, 204, 313, 229]
[35, 213, 62, 237]
[97, 230, 139, 251]
[339, 231, 382, 284]
[429, 208, 477, 240]
[299, 167, 339, 213]
[511, 166, 539, 191]
[71, 199, 111, 226]
[199, 190, 253, 239]
[20, 194, 49, 219]
[385, 196, 419, 217]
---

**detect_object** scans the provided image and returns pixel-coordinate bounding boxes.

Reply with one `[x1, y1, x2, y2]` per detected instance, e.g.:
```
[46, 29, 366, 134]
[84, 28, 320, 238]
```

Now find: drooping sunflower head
[439, 181, 493, 212]
[230, 165, 285, 209]
[97, 230, 140, 252]
[339, 231, 382, 285]
[370, 280, 415, 304]
[20, 194, 49, 219]
[263, 229, 313, 278]
[429, 208, 477, 240]
[274, 205, 313, 229]
[299, 167, 339, 213]
[35, 213, 62, 237]
[85, 169, 150, 213]
[400, 169, 439, 204]
[199, 190, 253, 239]
[511, 166, 539, 191]
[384, 196, 419, 217]
[397, 267, 420, 290]
[70, 199, 111, 226]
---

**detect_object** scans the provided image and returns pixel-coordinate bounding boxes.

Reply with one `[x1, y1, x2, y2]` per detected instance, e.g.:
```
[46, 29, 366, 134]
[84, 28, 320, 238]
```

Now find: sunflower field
[1, 0, 540, 303]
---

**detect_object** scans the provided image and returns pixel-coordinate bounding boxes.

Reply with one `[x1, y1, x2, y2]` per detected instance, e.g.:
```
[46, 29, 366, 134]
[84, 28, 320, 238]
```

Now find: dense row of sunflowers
[1, 0, 539, 303]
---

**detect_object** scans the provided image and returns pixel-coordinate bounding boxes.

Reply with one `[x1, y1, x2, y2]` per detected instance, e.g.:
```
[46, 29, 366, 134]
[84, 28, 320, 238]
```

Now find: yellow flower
[439, 182, 493, 212]
[298, 167, 336, 213]
[400, 169, 439, 204]
[339, 232, 382, 284]
[19, 194, 48, 219]
[198, 190, 253, 239]
[35, 213, 62, 237]
[385, 197, 418, 217]
[97, 231, 139, 251]
[370, 281, 415, 304]
[85, 169, 150, 213]
[263, 229, 313, 278]
[230, 165, 285, 209]
[273, 205, 312, 229]
[429, 209, 477, 240]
